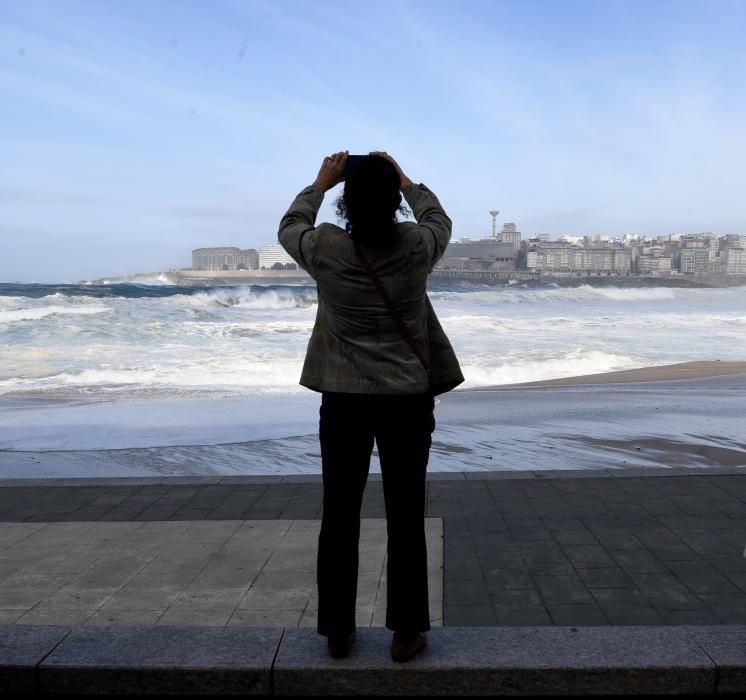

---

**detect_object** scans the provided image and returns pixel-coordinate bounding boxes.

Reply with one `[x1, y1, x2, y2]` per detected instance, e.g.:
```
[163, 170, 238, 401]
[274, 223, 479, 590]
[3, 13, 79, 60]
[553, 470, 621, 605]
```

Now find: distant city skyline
[2, 0, 746, 282]
[184, 230, 745, 277]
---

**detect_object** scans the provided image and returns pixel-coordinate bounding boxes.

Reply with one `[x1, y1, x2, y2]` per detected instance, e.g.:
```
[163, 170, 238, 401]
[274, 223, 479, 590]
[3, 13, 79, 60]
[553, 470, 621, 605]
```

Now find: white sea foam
[83, 272, 178, 285]
[0, 358, 308, 396]
[1, 283, 744, 402]
[2, 281, 746, 466]
[129, 273, 177, 285]
[460, 349, 642, 387]
[176, 320, 316, 339]
[0, 304, 110, 324]
[588, 286, 676, 301]
[430, 284, 679, 305]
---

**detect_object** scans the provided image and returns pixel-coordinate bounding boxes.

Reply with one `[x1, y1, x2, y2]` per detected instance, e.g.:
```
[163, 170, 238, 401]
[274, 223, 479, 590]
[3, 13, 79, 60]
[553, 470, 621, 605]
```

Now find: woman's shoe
[327, 631, 356, 658]
[391, 632, 427, 662]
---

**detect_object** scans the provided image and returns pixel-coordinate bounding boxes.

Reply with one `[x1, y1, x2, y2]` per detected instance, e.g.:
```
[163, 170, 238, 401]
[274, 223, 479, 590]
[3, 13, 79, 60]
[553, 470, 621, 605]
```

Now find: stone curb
[0, 465, 744, 488]
[2, 624, 744, 696]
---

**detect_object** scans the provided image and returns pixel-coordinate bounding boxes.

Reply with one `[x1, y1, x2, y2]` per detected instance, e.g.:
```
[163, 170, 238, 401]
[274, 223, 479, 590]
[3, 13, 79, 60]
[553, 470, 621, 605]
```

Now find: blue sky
[1, 0, 745, 282]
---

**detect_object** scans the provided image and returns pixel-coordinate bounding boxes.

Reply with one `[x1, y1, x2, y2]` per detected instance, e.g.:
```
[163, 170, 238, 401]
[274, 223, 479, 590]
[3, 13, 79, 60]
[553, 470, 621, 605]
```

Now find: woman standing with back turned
[278, 150, 463, 661]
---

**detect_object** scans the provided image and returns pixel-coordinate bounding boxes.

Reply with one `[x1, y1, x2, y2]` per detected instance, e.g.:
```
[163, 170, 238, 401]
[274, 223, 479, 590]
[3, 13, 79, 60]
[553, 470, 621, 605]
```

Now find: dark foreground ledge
[2, 624, 745, 696]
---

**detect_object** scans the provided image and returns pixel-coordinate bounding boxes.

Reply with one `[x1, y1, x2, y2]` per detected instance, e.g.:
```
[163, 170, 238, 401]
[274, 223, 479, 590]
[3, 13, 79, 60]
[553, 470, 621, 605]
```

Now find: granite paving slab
[1, 472, 745, 628]
[0, 519, 443, 629]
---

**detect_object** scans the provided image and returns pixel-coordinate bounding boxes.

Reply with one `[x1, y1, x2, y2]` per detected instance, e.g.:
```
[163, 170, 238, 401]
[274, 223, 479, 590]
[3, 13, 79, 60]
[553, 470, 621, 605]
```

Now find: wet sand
[434, 364, 746, 472]
[1, 362, 745, 477]
[506, 360, 746, 388]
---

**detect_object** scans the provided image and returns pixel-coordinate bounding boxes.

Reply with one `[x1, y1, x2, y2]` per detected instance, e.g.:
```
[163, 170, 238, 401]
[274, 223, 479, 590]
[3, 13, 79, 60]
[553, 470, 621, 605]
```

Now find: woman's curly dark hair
[334, 156, 411, 248]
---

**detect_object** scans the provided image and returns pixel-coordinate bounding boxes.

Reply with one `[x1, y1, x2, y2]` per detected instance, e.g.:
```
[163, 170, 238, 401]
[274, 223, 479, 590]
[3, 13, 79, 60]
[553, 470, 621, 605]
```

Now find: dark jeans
[316, 391, 435, 637]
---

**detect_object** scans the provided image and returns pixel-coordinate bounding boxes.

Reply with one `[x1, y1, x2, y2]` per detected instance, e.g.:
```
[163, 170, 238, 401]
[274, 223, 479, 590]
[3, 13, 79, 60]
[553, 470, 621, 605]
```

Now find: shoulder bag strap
[353, 241, 433, 386]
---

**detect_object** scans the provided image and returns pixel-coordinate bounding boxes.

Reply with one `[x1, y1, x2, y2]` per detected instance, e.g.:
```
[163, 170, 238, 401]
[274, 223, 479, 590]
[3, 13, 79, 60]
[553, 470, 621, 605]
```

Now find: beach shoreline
[499, 360, 746, 388]
[1, 361, 745, 478]
[3, 360, 746, 406]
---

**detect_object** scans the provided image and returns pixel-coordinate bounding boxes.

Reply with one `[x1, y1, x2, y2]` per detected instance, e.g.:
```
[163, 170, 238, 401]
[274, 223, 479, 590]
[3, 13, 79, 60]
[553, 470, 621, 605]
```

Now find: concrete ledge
[2, 624, 746, 696]
[274, 627, 716, 696]
[686, 626, 746, 694]
[38, 625, 282, 696]
[0, 624, 71, 694]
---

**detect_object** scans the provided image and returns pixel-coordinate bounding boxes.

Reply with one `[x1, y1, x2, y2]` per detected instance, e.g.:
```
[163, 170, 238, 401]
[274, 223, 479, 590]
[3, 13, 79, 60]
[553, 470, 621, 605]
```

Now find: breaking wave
[0, 304, 110, 324]
[1, 281, 743, 399]
[184, 287, 317, 309]
[430, 284, 679, 305]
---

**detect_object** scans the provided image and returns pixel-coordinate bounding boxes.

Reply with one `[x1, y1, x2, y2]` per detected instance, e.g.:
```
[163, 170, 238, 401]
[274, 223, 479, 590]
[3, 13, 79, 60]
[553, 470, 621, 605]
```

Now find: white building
[497, 223, 522, 253]
[258, 244, 295, 269]
[438, 238, 515, 272]
[725, 247, 746, 274]
[192, 247, 258, 271]
[526, 243, 631, 274]
[637, 255, 672, 274]
[678, 235, 720, 274]
[680, 246, 717, 273]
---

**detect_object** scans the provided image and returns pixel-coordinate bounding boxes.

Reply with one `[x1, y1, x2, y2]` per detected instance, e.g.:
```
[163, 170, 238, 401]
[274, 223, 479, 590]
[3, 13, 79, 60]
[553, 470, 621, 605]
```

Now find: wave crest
[430, 284, 677, 305]
[185, 287, 317, 310]
[0, 305, 110, 324]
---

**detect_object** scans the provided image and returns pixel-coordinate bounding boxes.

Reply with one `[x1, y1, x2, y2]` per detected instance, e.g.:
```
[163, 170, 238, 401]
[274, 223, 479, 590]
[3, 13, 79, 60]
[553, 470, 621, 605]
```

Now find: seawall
[429, 270, 746, 288]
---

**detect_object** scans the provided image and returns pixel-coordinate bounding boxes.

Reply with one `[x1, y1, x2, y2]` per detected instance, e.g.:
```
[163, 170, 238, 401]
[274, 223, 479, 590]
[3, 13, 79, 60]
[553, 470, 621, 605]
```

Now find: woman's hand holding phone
[313, 151, 348, 192]
[312, 150, 413, 192]
[368, 151, 413, 190]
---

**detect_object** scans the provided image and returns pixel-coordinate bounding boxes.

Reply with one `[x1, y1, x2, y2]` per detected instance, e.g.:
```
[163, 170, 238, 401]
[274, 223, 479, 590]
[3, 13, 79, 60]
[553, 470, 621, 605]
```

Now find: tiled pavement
[0, 519, 443, 628]
[432, 473, 746, 627]
[1, 470, 746, 627]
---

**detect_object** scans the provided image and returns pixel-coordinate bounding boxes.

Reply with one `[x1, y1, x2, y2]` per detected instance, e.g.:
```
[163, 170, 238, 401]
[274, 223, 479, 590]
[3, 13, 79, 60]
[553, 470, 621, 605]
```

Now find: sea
[1, 280, 745, 476]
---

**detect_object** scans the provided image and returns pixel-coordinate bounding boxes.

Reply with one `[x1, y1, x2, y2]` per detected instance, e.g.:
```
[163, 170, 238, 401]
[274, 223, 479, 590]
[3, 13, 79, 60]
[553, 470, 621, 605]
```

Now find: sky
[1, 0, 746, 282]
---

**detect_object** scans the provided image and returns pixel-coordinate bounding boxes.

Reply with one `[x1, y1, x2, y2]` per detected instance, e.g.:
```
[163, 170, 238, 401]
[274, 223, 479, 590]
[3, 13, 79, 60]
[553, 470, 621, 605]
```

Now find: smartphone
[343, 154, 395, 178]
[343, 155, 369, 177]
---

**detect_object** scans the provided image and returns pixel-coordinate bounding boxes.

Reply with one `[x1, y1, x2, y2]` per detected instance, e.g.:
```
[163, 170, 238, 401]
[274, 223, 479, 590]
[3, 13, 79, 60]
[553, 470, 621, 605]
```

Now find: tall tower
[489, 210, 500, 238]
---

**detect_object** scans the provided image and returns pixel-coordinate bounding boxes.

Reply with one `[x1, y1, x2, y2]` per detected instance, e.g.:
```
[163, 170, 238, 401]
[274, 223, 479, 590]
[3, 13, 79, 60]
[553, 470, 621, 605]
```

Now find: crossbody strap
[353, 241, 433, 385]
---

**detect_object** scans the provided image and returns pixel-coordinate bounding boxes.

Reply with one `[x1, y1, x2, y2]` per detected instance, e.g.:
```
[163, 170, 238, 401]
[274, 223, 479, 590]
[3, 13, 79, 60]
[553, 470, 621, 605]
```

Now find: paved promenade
[0, 518, 443, 628]
[1, 468, 746, 628]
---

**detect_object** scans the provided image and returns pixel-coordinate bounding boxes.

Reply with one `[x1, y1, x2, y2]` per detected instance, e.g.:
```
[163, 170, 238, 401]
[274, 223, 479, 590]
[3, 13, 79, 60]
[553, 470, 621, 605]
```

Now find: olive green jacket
[277, 182, 464, 395]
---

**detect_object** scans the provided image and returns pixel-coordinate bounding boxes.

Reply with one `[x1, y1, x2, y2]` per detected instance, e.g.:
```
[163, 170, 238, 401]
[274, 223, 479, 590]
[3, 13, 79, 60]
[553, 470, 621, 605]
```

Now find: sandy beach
[1, 361, 744, 478]
[509, 360, 746, 387]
